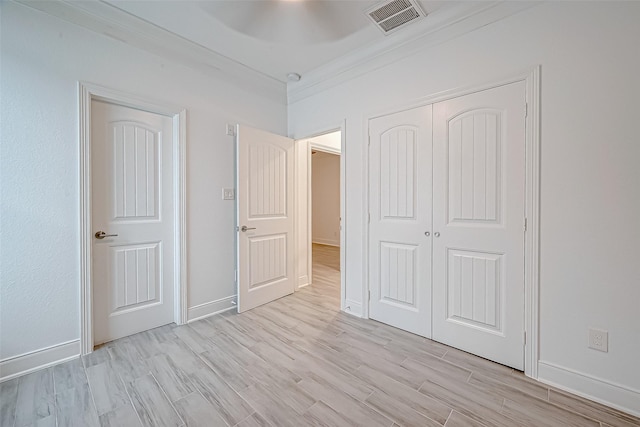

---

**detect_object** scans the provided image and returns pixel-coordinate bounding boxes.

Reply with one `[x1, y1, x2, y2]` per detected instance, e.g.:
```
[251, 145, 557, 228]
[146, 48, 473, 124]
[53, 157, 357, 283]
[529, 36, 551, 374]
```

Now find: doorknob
[434, 232, 440, 238]
[424, 231, 430, 237]
[240, 226, 256, 232]
[95, 231, 118, 239]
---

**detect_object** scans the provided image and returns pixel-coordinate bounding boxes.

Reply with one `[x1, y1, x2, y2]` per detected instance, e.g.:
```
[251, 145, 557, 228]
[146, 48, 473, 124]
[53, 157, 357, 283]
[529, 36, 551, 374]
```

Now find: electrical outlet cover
[588, 328, 608, 352]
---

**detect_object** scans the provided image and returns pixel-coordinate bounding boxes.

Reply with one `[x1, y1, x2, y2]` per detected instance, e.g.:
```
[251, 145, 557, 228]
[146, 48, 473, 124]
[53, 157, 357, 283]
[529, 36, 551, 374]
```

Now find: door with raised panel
[368, 105, 433, 337]
[236, 125, 295, 313]
[92, 100, 174, 345]
[432, 82, 526, 369]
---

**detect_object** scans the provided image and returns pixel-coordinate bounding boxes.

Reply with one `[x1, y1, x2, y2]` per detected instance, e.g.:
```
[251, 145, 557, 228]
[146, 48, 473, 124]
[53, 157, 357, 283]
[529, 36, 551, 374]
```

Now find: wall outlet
[589, 328, 608, 352]
[222, 188, 235, 200]
[226, 124, 236, 136]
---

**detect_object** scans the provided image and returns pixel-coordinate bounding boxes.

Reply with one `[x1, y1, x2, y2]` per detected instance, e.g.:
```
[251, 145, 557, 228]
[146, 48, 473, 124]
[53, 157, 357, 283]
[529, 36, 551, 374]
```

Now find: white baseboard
[0, 340, 80, 382]
[538, 360, 640, 418]
[312, 238, 340, 247]
[187, 295, 236, 323]
[298, 275, 310, 289]
[343, 299, 363, 317]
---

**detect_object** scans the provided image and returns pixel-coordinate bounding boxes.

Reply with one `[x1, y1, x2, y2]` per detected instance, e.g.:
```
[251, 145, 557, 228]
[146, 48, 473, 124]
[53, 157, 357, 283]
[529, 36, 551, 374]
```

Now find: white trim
[297, 275, 310, 288]
[0, 340, 80, 382]
[187, 296, 237, 323]
[175, 110, 188, 325]
[362, 67, 541, 377]
[15, 0, 285, 104]
[367, 68, 539, 122]
[79, 82, 187, 355]
[298, 275, 310, 288]
[523, 66, 541, 379]
[339, 121, 347, 313]
[362, 114, 371, 320]
[538, 361, 640, 418]
[287, 2, 539, 104]
[306, 138, 313, 290]
[312, 239, 340, 247]
[293, 137, 311, 291]
[310, 144, 341, 156]
[344, 299, 363, 318]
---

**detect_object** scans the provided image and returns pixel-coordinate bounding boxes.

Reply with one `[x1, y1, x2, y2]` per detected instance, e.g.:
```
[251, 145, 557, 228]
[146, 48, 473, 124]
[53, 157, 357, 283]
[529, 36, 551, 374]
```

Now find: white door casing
[368, 105, 433, 337]
[91, 100, 175, 345]
[432, 81, 526, 369]
[236, 125, 295, 313]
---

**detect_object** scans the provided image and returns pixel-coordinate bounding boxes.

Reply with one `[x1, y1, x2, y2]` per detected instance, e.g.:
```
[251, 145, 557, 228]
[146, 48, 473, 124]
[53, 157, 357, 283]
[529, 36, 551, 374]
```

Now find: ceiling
[103, 0, 448, 83]
[17, 0, 536, 101]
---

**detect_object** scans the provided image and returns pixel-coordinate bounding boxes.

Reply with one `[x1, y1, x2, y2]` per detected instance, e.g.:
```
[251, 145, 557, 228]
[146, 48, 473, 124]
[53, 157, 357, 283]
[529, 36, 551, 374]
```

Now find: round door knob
[434, 232, 440, 237]
[424, 231, 430, 237]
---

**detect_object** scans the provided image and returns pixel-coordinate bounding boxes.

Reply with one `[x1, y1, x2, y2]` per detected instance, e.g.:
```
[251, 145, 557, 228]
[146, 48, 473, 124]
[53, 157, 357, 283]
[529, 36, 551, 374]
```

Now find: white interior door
[236, 125, 295, 313]
[92, 100, 174, 345]
[368, 105, 433, 337]
[432, 82, 526, 369]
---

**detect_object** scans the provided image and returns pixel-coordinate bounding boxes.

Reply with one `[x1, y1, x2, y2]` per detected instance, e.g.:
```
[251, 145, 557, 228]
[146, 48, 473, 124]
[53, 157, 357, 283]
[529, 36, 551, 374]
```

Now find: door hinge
[524, 102, 528, 118]
[234, 269, 238, 282]
[524, 331, 527, 345]
[524, 217, 528, 232]
[368, 212, 371, 224]
[368, 290, 371, 301]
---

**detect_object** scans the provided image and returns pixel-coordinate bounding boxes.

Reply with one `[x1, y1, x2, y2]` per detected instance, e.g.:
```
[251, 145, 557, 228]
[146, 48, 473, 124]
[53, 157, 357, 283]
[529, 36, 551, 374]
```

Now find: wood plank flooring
[2, 243, 639, 426]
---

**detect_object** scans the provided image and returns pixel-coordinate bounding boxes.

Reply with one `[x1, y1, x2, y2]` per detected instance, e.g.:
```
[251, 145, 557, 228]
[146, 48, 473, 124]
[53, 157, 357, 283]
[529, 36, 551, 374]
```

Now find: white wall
[288, 2, 640, 414]
[0, 2, 287, 362]
[312, 152, 340, 247]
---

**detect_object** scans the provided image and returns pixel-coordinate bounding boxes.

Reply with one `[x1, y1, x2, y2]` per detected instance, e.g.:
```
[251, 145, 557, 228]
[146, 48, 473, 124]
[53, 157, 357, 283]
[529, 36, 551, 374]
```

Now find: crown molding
[14, 0, 287, 105]
[15, 0, 539, 107]
[286, 1, 541, 104]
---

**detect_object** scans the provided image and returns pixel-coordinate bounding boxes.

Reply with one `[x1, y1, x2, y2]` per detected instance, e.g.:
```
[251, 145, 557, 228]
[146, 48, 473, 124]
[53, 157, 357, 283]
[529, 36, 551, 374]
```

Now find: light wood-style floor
[2, 243, 639, 427]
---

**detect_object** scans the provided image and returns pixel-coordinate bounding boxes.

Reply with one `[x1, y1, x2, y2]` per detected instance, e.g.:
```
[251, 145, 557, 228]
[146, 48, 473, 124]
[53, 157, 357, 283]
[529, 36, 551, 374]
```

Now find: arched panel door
[368, 105, 433, 337]
[432, 82, 526, 369]
[236, 125, 295, 313]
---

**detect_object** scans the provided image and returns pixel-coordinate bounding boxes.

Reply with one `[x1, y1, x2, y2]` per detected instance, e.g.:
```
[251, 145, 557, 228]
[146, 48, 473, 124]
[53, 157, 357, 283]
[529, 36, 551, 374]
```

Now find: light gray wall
[0, 2, 287, 360]
[312, 152, 340, 247]
[289, 1, 640, 413]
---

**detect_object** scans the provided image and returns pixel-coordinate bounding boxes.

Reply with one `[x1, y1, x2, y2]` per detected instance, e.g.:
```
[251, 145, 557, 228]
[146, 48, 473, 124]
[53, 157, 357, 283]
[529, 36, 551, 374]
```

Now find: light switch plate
[222, 188, 235, 200]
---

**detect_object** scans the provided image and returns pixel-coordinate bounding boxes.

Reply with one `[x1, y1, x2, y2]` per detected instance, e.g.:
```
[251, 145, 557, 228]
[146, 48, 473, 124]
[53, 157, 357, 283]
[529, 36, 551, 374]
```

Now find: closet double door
[369, 82, 526, 370]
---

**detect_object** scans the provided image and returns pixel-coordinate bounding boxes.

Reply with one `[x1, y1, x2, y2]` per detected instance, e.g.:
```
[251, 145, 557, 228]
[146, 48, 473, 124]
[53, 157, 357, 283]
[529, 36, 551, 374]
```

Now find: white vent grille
[366, 0, 426, 35]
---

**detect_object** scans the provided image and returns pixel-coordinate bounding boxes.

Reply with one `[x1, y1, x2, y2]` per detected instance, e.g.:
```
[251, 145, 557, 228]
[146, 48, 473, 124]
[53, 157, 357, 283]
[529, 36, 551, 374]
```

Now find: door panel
[446, 249, 502, 331]
[380, 242, 417, 306]
[237, 125, 294, 313]
[447, 111, 501, 223]
[92, 100, 174, 345]
[112, 123, 158, 219]
[369, 105, 432, 337]
[433, 82, 526, 369]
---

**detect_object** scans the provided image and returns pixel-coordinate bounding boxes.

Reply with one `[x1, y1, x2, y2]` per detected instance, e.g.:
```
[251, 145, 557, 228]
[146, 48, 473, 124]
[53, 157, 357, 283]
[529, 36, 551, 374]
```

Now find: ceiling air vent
[366, 0, 426, 35]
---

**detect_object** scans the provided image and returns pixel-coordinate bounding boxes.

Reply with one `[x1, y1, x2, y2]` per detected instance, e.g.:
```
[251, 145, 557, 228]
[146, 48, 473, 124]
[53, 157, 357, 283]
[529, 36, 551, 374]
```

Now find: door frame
[363, 67, 541, 378]
[293, 122, 347, 310]
[78, 82, 187, 355]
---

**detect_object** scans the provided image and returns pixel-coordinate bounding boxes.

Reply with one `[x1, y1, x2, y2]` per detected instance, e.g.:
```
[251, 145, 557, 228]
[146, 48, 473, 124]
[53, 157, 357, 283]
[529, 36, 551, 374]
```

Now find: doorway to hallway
[308, 132, 342, 306]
